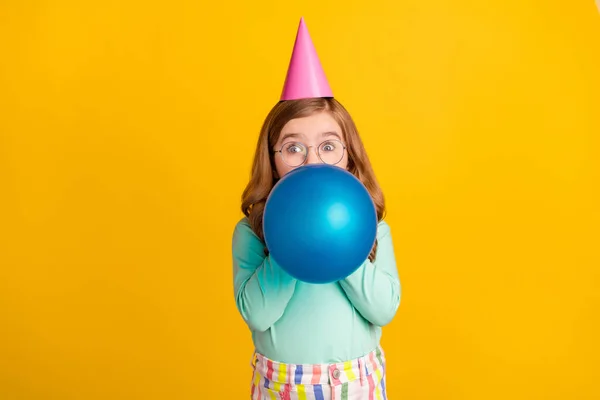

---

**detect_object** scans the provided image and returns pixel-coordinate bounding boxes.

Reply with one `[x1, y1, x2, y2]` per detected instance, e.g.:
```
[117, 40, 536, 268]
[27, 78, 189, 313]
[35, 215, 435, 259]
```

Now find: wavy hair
[241, 98, 385, 262]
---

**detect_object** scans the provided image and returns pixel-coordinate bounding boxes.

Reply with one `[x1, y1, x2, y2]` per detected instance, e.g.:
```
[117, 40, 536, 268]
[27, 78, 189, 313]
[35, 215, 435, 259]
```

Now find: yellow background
[1, 0, 599, 399]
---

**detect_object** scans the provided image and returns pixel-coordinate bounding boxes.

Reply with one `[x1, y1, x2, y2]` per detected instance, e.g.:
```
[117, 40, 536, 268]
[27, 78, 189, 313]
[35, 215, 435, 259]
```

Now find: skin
[272, 111, 349, 178]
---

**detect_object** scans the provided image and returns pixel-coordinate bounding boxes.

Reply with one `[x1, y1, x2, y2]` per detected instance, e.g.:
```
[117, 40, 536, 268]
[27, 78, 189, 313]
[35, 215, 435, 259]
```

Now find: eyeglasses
[273, 139, 347, 167]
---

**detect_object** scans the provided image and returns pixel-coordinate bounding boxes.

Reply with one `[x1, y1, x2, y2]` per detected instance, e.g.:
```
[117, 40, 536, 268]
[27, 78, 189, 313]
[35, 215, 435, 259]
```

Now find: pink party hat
[280, 17, 333, 101]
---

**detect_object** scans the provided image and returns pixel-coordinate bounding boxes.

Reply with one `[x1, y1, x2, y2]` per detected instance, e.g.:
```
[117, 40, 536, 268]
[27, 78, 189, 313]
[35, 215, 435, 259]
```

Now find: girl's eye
[285, 143, 305, 154]
[321, 142, 336, 152]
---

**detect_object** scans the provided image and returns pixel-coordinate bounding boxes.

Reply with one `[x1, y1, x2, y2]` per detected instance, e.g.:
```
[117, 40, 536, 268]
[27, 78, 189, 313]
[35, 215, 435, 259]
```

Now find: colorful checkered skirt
[249, 346, 387, 400]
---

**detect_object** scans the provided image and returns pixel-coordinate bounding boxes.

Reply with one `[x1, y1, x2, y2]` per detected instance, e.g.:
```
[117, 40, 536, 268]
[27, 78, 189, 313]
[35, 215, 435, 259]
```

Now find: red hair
[241, 98, 386, 261]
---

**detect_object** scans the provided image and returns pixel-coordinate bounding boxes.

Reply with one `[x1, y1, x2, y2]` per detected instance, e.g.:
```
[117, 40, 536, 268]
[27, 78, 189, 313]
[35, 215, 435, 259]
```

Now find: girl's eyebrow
[280, 131, 341, 142]
[322, 131, 341, 139]
[279, 132, 304, 142]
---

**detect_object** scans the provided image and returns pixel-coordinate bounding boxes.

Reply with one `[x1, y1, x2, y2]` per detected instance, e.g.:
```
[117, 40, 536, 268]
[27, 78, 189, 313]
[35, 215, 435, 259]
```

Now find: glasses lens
[281, 142, 307, 167]
[318, 140, 345, 165]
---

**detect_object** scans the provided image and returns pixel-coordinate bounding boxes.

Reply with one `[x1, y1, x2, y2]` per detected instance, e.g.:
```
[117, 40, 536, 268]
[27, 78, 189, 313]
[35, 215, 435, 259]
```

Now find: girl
[232, 18, 401, 400]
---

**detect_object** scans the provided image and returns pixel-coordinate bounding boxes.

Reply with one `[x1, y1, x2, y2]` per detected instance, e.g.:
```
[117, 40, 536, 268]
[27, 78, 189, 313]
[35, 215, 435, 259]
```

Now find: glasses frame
[272, 139, 348, 168]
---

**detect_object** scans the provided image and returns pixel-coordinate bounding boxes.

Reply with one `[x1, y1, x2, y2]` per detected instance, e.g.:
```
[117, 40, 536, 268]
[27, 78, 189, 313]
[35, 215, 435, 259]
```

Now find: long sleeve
[338, 220, 401, 327]
[232, 218, 298, 333]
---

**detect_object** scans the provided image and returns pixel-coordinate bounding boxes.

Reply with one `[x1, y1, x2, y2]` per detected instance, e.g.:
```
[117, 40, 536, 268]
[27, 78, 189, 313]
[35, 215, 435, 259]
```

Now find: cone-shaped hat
[280, 17, 333, 101]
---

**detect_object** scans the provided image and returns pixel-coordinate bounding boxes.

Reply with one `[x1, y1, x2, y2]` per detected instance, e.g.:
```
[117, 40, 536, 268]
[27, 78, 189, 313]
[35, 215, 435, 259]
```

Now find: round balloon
[263, 164, 377, 284]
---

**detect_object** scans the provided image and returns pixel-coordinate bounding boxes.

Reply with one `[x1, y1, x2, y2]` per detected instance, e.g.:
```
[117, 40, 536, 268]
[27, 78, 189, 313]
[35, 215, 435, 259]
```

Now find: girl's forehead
[279, 113, 343, 142]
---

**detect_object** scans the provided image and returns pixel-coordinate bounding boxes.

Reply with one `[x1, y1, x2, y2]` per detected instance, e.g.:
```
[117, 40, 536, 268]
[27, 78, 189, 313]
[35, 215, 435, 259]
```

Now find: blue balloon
[263, 164, 377, 284]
